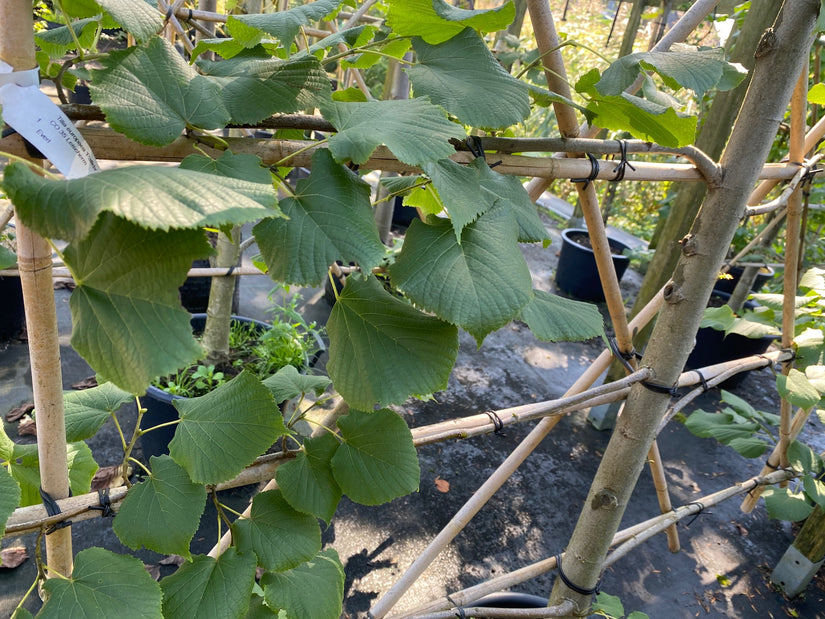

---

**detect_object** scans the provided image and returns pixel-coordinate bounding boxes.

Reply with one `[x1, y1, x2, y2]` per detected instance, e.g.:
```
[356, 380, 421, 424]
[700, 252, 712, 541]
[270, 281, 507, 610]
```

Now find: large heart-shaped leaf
[386, 0, 515, 44]
[227, 0, 342, 49]
[63, 382, 133, 442]
[326, 276, 459, 409]
[422, 158, 490, 240]
[407, 29, 529, 128]
[64, 215, 208, 394]
[179, 149, 274, 184]
[321, 98, 465, 166]
[776, 369, 822, 410]
[389, 206, 533, 343]
[113, 455, 207, 559]
[596, 46, 747, 98]
[276, 433, 341, 523]
[762, 487, 815, 522]
[39, 548, 163, 618]
[0, 466, 21, 534]
[232, 489, 321, 571]
[332, 408, 419, 505]
[97, 0, 163, 43]
[519, 290, 604, 342]
[261, 549, 345, 619]
[169, 371, 288, 485]
[4, 161, 276, 243]
[199, 55, 331, 125]
[91, 37, 230, 145]
[160, 549, 257, 619]
[35, 19, 99, 58]
[254, 148, 384, 286]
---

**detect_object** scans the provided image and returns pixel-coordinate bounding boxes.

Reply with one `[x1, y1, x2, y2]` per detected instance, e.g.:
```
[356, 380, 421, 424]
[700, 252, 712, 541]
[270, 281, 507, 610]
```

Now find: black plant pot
[0, 276, 25, 341]
[555, 228, 630, 302]
[713, 265, 775, 294]
[684, 291, 777, 388]
[139, 314, 270, 461]
[178, 259, 240, 314]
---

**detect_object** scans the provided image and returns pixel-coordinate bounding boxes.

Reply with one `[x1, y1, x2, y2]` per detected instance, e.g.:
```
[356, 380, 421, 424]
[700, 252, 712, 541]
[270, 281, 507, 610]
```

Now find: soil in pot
[554, 228, 631, 302]
[0, 276, 25, 341]
[684, 291, 777, 389]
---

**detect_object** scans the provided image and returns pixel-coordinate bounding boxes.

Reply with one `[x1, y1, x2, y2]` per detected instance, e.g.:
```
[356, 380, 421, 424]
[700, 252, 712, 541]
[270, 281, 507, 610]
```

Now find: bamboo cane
[0, 0, 73, 578]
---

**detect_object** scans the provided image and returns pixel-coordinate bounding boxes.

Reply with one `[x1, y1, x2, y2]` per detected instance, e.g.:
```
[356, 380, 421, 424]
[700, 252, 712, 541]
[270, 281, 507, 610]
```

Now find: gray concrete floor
[2, 213, 824, 619]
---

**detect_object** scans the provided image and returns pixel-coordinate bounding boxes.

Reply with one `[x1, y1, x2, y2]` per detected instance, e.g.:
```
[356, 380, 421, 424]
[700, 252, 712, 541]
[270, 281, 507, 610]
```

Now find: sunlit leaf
[228, 0, 342, 49]
[386, 0, 515, 44]
[776, 369, 821, 410]
[762, 487, 814, 522]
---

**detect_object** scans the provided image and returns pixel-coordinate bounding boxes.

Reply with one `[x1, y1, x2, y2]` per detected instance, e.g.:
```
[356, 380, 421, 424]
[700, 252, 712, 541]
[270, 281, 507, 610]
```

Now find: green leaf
[727, 316, 780, 339]
[179, 149, 274, 185]
[170, 371, 288, 485]
[0, 245, 16, 269]
[519, 290, 604, 342]
[700, 305, 735, 331]
[190, 38, 254, 61]
[262, 549, 344, 619]
[322, 98, 466, 166]
[64, 215, 207, 394]
[800, 267, 825, 295]
[389, 205, 533, 343]
[343, 35, 411, 69]
[386, 0, 515, 44]
[0, 466, 21, 533]
[407, 29, 529, 128]
[96, 0, 163, 43]
[4, 161, 275, 243]
[253, 149, 384, 286]
[805, 365, 825, 395]
[160, 548, 257, 619]
[762, 487, 814, 522]
[587, 92, 697, 148]
[39, 548, 163, 618]
[796, 328, 825, 368]
[776, 369, 822, 410]
[326, 275, 458, 409]
[683, 410, 758, 444]
[199, 54, 331, 125]
[332, 408, 419, 505]
[228, 0, 342, 49]
[91, 37, 230, 146]
[63, 382, 133, 442]
[276, 433, 342, 523]
[719, 390, 758, 419]
[596, 46, 747, 98]
[808, 82, 825, 105]
[262, 365, 331, 403]
[113, 455, 207, 559]
[727, 436, 768, 458]
[627, 613, 650, 619]
[10, 608, 33, 619]
[68, 441, 99, 498]
[233, 489, 321, 571]
[245, 593, 280, 618]
[422, 158, 490, 240]
[593, 592, 624, 619]
[35, 19, 99, 58]
[787, 440, 823, 475]
[803, 476, 825, 509]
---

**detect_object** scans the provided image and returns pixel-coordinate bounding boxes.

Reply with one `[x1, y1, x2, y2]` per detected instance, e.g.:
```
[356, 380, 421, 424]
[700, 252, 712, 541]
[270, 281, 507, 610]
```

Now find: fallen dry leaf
[71, 376, 98, 390]
[734, 522, 749, 536]
[434, 476, 450, 493]
[159, 554, 185, 567]
[91, 465, 124, 491]
[5, 403, 33, 423]
[144, 563, 161, 581]
[18, 417, 36, 436]
[53, 279, 76, 291]
[0, 547, 28, 569]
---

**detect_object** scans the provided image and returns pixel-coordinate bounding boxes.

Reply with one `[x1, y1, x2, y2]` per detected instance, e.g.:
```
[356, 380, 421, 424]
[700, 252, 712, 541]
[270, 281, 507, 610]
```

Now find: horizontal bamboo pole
[399, 468, 794, 618]
[408, 602, 576, 619]
[0, 266, 267, 278]
[0, 128, 803, 182]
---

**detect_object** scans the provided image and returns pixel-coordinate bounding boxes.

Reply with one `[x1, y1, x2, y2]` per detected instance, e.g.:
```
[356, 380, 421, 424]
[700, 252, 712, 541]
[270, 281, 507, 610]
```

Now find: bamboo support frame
[0, 0, 74, 579]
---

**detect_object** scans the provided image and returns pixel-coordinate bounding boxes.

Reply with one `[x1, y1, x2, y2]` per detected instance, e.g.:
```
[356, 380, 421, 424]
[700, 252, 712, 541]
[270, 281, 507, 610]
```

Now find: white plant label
[0, 63, 99, 178]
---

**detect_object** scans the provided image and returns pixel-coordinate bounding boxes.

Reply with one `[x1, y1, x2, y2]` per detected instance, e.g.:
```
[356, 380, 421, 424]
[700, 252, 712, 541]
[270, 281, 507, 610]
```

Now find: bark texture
[548, 1, 821, 614]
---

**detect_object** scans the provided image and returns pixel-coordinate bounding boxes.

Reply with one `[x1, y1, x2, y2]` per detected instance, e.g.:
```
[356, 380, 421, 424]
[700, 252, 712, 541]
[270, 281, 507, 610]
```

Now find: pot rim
[561, 227, 630, 258]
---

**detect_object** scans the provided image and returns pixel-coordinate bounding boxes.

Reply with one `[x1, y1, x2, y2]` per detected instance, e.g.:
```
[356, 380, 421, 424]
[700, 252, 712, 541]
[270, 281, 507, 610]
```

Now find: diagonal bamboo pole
[0, 0, 73, 578]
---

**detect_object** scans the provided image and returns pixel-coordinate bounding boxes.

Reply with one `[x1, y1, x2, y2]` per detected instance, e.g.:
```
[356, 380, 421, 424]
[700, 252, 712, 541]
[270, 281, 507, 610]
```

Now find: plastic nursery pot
[713, 265, 776, 294]
[139, 314, 271, 461]
[178, 259, 240, 314]
[0, 276, 25, 341]
[554, 228, 631, 302]
[684, 290, 778, 389]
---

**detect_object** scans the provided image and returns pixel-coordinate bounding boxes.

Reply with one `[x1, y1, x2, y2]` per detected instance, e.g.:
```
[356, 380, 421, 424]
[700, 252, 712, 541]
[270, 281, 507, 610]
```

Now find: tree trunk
[619, 0, 646, 58]
[628, 0, 782, 341]
[548, 2, 820, 615]
[202, 227, 240, 365]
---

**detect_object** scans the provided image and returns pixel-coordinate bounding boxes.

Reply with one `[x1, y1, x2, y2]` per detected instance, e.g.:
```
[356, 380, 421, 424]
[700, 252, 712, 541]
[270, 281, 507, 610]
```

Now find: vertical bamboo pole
[0, 0, 73, 577]
[778, 63, 808, 471]
[527, 0, 679, 550]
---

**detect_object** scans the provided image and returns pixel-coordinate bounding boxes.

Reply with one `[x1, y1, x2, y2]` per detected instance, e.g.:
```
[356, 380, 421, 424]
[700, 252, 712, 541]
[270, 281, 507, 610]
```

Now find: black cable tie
[88, 488, 116, 518]
[188, 8, 194, 20]
[685, 501, 710, 527]
[485, 410, 505, 436]
[489, 160, 503, 168]
[607, 336, 635, 373]
[694, 370, 709, 393]
[40, 487, 72, 534]
[465, 135, 485, 162]
[225, 265, 237, 276]
[571, 153, 600, 189]
[756, 354, 777, 375]
[555, 554, 600, 597]
[165, 6, 174, 21]
[2, 127, 46, 160]
[347, 162, 359, 172]
[610, 139, 636, 182]
[640, 380, 680, 398]
[764, 460, 781, 471]
[446, 594, 466, 619]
